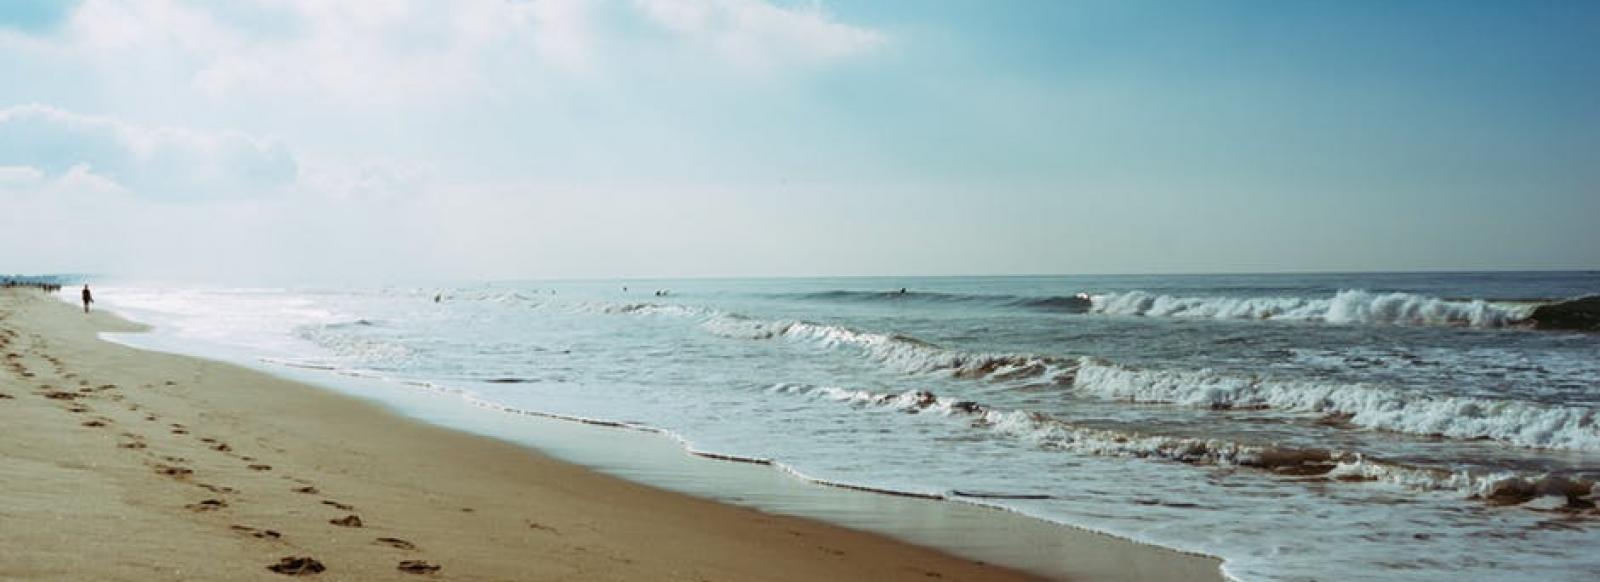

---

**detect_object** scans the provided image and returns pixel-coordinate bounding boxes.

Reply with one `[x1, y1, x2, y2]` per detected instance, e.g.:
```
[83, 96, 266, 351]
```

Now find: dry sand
[0, 289, 1223, 581]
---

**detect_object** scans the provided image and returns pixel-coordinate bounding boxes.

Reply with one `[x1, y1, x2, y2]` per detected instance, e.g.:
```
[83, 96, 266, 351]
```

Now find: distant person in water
[81, 285, 93, 313]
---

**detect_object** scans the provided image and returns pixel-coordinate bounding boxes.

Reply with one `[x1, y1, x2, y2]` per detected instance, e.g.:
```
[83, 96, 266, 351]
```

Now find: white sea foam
[781, 383, 1319, 470]
[668, 304, 1600, 452]
[577, 301, 708, 318]
[773, 383, 1598, 502]
[1090, 289, 1534, 328]
[295, 324, 414, 366]
[1073, 360, 1600, 451]
[705, 308, 1600, 452]
[705, 315, 1069, 381]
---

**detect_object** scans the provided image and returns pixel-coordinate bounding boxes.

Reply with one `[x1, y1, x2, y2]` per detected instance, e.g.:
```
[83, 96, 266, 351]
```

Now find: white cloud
[0, 2, 895, 280]
[0, 104, 296, 199]
[51, 163, 132, 196]
[0, 163, 129, 201]
[633, 0, 885, 68]
[0, 165, 45, 188]
[0, 105, 447, 280]
[43, 0, 601, 104]
[8, 1, 881, 106]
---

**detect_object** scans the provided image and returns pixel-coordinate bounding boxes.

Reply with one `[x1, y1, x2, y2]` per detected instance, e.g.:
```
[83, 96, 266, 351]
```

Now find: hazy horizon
[4, 1, 1598, 283]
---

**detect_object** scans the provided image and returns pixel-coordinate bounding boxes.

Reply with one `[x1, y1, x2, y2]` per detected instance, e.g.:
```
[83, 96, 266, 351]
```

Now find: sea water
[77, 272, 1600, 581]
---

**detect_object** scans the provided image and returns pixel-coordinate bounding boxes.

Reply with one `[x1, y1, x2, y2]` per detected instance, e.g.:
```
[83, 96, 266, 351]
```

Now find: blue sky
[1, 1, 1597, 281]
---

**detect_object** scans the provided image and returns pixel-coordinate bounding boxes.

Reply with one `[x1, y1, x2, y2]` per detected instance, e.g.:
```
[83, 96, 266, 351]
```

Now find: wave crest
[600, 299, 1594, 451]
[705, 316, 1071, 381]
[1090, 289, 1533, 328]
[1073, 360, 1600, 451]
[774, 383, 1597, 504]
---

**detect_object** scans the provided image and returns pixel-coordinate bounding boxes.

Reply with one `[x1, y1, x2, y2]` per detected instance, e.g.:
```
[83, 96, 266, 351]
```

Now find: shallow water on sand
[84, 272, 1600, 581]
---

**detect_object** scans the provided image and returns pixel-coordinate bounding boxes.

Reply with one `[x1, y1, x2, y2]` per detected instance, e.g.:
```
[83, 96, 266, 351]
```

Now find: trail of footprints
[0, 327, 448, 577]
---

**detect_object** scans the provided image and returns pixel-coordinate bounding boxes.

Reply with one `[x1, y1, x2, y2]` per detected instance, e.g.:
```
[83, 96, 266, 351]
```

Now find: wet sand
[0, 289, 1222, 581]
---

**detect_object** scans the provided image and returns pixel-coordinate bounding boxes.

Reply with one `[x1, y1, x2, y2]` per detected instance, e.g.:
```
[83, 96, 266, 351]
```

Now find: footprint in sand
[199, 438, 234, 452]
[117, 441, 147, 449]
[80, 420, 107, 428]
[185, 499, 228, 512]
[266, 556, 324, 576]
[526, 521, 559, 534]
[292, 486, 319, 494]
[197, 483, 238, 494]
[375, 537, 417, 551]
[396, 560, 441, 574]
[231, 525, 283, 540]
[0, 392, 12, 399]
[248, 464, 273, 471]
[321, 500, 355, 511]
[153, 464, 194, 479]
[328, 515, 363, 527]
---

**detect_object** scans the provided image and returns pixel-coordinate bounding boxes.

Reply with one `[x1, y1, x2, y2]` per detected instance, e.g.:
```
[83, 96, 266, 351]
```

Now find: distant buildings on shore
[1, 274, 83, 291]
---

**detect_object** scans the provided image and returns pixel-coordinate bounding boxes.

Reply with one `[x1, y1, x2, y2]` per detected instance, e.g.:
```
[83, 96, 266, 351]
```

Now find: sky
[1, 0, 1597, 283]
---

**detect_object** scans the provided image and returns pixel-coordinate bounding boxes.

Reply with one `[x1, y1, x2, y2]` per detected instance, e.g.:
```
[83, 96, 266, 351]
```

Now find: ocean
[76, 272, 1600, 581]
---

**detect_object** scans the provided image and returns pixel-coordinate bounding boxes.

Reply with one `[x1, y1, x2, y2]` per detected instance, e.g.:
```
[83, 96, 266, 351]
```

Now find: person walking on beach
[81, 285, 93, 313]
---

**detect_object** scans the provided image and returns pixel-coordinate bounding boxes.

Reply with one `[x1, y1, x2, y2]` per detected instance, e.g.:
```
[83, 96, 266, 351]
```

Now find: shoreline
[0, 289, 1223, 581]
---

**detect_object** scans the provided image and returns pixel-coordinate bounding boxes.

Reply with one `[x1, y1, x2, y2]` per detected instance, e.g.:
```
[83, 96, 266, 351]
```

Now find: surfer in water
[81, 285, 93, 313]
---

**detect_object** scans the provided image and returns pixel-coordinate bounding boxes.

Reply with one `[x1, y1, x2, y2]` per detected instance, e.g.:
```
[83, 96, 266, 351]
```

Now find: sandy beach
[0, 288, 1222, 581]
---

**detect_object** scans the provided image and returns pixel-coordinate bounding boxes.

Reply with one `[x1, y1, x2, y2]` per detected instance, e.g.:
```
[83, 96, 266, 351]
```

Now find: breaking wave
[597, 300, 1597, 451]
[703, 314, 1073, 381]
[1089, 289, 1535, 328]
[771, 383, 1599, 506]
[1073, 360, 1600, 451]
